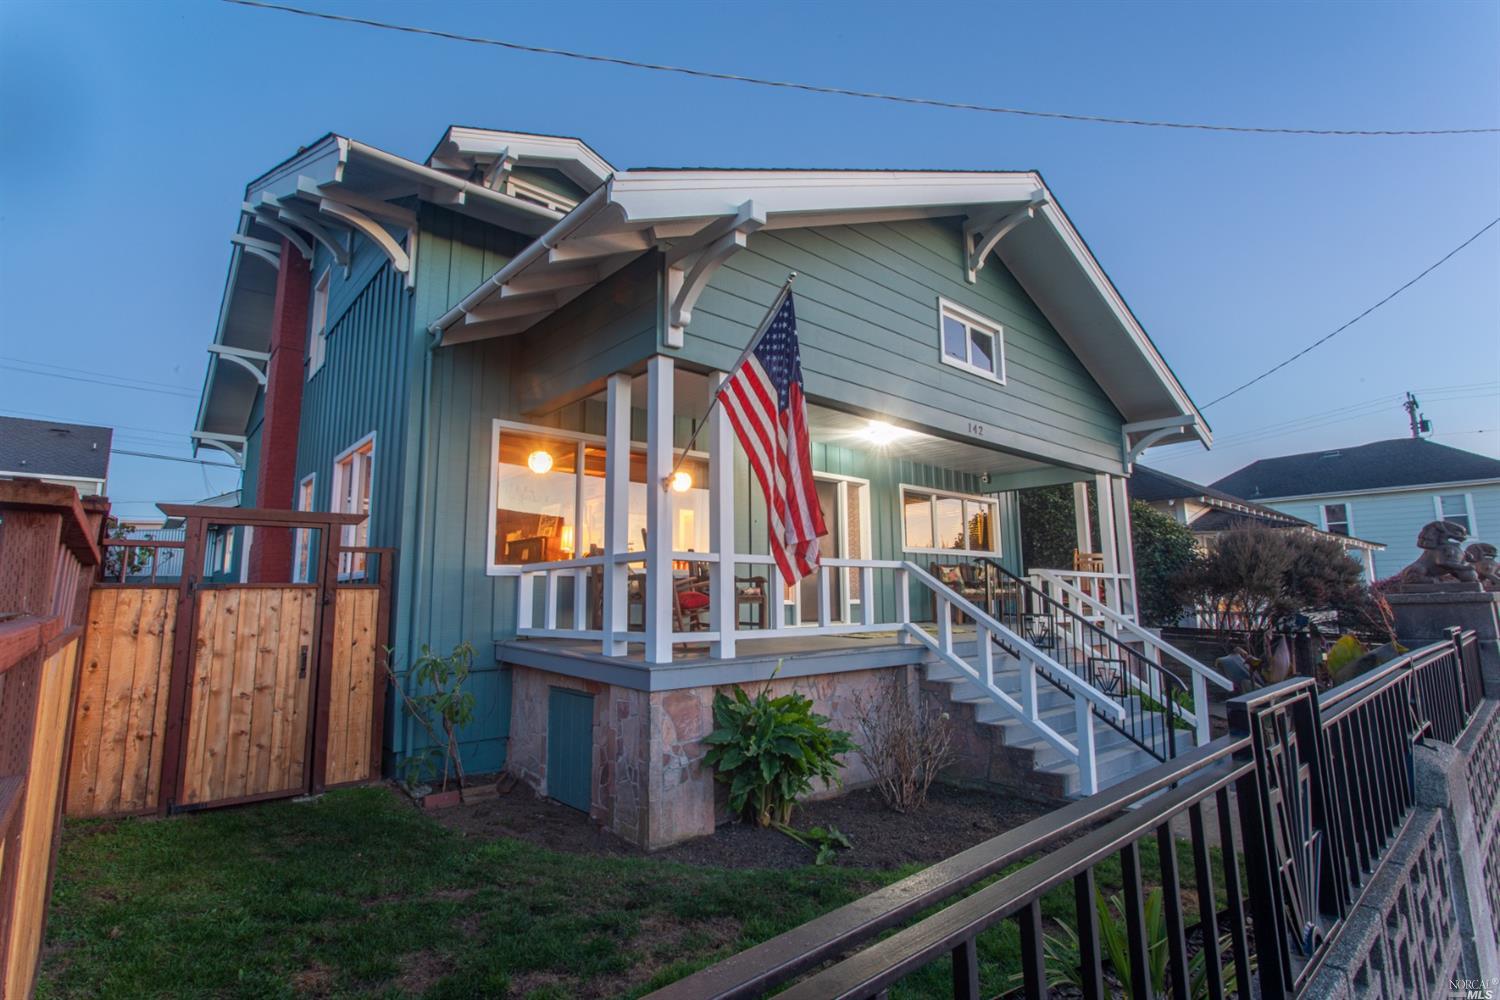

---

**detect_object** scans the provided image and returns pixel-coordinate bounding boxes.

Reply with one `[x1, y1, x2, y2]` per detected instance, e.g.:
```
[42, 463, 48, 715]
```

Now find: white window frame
[332, 433, 375, 578]
[307, 268, 330, 379]
[1320, 502, 1353, 538]
[486, 419, 710, 577]
[936, 298, 1006, 384]
[899, 483, 1003, 557]
[1433, 492, 1476, 536]
[294, 473, 316, 583]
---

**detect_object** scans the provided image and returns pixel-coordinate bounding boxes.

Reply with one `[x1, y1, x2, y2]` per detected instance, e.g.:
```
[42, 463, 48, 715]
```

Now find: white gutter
[428, 180, 614, 337]
[345, 139, 565, 227]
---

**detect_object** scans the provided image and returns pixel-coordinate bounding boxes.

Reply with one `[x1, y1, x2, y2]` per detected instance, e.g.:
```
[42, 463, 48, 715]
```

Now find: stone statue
[1464, 542, 1500, 590]
[1391, 520, 1479, 590]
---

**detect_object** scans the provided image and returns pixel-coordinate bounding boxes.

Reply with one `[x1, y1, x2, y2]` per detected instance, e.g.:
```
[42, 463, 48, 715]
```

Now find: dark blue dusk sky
[2, 0, 1496, 517]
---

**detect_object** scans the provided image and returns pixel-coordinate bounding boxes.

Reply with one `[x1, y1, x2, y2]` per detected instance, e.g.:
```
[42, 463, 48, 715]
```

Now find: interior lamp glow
[526, 449, 553, 474]
[669, 471, 693, 493]
[862, 420, 902, 445]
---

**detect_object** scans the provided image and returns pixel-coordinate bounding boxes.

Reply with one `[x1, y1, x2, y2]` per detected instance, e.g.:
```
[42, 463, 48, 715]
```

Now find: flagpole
[661, 272, 796, 490]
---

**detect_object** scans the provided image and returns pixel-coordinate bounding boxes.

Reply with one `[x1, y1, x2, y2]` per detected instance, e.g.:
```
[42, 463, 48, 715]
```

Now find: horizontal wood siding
[678, 218, 1125, 472]
[1268, 482, 1500, 579]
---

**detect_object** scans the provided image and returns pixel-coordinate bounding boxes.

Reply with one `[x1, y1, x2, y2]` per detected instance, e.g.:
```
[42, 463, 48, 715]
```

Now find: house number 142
[967, 421, 985, 437]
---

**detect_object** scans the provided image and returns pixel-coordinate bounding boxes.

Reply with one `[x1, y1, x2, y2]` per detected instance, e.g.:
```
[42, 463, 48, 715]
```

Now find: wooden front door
[175, 586, 318, 808]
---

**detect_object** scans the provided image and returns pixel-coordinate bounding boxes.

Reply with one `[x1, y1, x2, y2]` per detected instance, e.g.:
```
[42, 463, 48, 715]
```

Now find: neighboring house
[1130, 465, 1384, 578]
[191, 125, 1222, 846]
[114, 490, 240, 582]
[0, 416, 112, 496]
[1212, 438, 1500, 581]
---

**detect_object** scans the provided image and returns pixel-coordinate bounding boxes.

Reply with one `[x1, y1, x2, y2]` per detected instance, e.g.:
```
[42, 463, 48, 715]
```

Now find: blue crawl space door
[546, 688, 594, 813]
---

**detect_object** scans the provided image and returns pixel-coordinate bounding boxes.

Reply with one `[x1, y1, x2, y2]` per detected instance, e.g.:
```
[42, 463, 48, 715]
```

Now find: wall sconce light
[527, 449, 553, 474]
[669, 471, 693, 493]
[862, 420, 904, 445]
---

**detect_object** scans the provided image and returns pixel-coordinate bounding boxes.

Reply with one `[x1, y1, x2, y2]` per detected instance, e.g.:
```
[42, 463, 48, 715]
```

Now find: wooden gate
[66, 506, 392, 818]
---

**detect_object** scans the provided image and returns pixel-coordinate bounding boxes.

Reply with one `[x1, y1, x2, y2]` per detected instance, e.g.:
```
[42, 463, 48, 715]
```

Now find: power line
[222, 0, 1500, 138]
[0, 356, 196, 393]
[1, 364, 199, 399]
[1199, 218, 1500, 409]
[0, 407, 188, 440]
[111, 448, 239, 469]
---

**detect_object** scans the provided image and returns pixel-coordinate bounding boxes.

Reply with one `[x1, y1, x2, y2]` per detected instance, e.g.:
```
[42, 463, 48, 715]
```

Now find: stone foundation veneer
[505, 663, 906, 849]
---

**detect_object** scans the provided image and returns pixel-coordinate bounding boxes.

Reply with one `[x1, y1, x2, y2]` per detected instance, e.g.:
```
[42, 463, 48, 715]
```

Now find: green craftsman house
[192, 126, 1229, 847]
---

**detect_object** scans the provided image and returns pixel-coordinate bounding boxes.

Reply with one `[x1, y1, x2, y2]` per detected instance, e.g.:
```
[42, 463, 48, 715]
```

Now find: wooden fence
[0, 481, 105, 999]
[68, 508, 392, 818]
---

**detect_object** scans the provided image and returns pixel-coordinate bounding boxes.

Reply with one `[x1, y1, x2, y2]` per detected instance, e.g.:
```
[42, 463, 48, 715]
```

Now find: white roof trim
[430, 169, 1207, 442]
[1242, 477, 1500, 503]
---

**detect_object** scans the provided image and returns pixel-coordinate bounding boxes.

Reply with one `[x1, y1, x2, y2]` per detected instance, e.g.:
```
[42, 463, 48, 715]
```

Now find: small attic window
[502, 176, 576, 213]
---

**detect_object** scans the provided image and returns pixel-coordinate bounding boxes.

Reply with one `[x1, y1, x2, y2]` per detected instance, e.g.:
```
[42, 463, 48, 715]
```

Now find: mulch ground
[431, 776, 1066, 870]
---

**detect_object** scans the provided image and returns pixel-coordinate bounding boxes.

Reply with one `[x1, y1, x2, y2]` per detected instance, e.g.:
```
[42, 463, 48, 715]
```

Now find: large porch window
[900, 485, 1000, 556]
[489, 421, 709, 573]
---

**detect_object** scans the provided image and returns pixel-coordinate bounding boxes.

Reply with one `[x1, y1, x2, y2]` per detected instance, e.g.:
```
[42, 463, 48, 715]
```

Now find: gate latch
[298, 645, 309, 679]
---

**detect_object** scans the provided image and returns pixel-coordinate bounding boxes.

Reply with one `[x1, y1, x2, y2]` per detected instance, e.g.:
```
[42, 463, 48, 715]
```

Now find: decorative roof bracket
[319, 198, 411, 275]
[964, 192, 1047, 283]
[242, 203, 314, 262]
[207, 344, 270, 386]
[1121, 414, 1198, 471]
[229, 234, 281, 270]
[664, 200, 766, 348]
[191, 431, 247, 467]
[261, 194, 350, 270]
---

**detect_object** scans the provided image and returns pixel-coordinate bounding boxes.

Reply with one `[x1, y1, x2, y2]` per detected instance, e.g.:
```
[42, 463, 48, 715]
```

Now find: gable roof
[1211, 438, 1500, 501]
[430, 168, 1209, 447]
[0, 417, 112, 481]
[1132, 464, 1384, 549]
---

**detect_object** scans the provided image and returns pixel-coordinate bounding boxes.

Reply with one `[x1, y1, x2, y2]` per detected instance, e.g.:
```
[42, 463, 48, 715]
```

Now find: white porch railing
[514, 555, 1125, 795]
[1029, 567, 1233, 745]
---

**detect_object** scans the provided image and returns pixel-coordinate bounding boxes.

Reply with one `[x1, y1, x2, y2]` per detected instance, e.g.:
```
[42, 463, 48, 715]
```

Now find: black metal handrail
[977, 558, 1187, 762]
[647, 628, 1487, 1000]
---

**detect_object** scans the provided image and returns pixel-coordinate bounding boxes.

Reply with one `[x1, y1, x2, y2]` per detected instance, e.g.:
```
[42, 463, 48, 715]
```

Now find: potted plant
[386, 641, 476, 809]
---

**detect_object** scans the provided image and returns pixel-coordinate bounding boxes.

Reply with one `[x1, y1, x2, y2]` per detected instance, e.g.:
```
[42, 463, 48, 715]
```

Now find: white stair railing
[902, 562, 1123, 795]
[1030, 568, 1233, 745]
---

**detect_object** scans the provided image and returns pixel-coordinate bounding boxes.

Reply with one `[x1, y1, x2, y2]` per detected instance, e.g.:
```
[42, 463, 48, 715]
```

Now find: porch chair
[1072, 549, 1108, 604]
[930, 563, 987, 623]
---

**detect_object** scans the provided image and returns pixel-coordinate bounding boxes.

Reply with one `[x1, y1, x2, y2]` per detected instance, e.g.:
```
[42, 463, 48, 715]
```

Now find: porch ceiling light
[527, 449, 553, 474]
[669, 471, 693, 493]
[862, 420, 907, 445]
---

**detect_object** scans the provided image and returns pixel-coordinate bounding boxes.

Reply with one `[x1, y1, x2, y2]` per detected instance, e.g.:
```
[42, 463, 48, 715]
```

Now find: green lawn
[39, 787, 1219, 998]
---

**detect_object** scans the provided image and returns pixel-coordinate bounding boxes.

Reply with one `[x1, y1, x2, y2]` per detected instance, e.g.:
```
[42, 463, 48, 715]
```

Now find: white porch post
[1072, 481, 1093, 556]
[709, 371, 736, 659]
[1094, 473, 1121, 619]
[1110, 474, 1137, 620]
[645, 356, 674, 664]
[602, 373, 631, 657]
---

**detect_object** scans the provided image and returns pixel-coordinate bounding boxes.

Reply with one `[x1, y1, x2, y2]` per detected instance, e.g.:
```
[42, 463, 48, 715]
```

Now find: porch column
[1072, 481, 1093, 556]
[709, 371, 736, 659]
[1110, 474, 1137, 620]
[602, 373, 631, 657]
[644, 356, 674, 664]
[1094, 473, 1121, 615]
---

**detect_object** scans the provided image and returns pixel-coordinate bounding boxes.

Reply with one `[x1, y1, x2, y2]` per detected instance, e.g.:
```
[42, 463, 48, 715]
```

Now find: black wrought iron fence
[646, 628, 1489, 1000]
[979, 558, 1187, 762]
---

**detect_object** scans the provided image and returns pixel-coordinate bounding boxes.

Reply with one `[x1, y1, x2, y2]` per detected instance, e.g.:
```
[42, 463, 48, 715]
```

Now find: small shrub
[386, 641, 477, 793]
[851, 672, 955, 814]
[703, 668, 857, 828]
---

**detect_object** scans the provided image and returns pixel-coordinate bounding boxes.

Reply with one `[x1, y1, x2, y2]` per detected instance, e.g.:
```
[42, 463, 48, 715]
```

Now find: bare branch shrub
[852, 672, 955, 814]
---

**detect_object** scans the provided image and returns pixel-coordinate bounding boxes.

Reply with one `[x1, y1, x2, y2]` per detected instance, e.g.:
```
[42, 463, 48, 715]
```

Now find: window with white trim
[294, 474, 316, 583]
[938, 300, 1005, 382]
[307, 269, 330, 378]
[332, 436, 374, 577]
[489, 422, 709, 572]
[1435, 493, 1473, 535]
[1322, 503, 1351, 537]
[900, 486, 1000, 555]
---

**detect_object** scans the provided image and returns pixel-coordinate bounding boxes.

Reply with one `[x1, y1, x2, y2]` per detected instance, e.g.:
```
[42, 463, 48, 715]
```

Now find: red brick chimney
[246, 239, 310, 581]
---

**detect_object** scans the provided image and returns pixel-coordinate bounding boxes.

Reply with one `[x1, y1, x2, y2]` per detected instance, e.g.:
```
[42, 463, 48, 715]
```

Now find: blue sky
[2, 0, 1496, 519]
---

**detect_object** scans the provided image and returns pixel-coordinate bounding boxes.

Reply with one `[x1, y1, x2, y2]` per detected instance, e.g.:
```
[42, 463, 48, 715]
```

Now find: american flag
[718, 291, 827, 584]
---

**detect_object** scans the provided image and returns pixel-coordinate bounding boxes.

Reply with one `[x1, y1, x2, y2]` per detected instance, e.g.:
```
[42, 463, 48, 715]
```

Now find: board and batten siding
[1267, 482, 1500, 580]
[675, 218, 1127, 474]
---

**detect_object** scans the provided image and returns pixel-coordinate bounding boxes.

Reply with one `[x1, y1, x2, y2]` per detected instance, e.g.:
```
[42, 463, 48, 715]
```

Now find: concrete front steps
[922, 650, 1197, 798]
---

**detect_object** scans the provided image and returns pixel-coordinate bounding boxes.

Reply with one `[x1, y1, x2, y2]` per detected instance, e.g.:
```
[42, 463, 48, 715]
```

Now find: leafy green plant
[386, 642, 477, 793]
[1013, 887, 1242, 999]
[703, 665, 858, 827]
[775, 824, 852, 865]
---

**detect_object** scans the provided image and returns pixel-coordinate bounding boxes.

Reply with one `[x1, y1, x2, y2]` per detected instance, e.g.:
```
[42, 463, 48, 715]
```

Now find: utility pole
[1403, 392, 1431, 438]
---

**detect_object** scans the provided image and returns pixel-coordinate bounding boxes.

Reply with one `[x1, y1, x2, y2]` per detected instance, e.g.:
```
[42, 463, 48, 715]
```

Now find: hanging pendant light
[527, 449, 553, 474]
